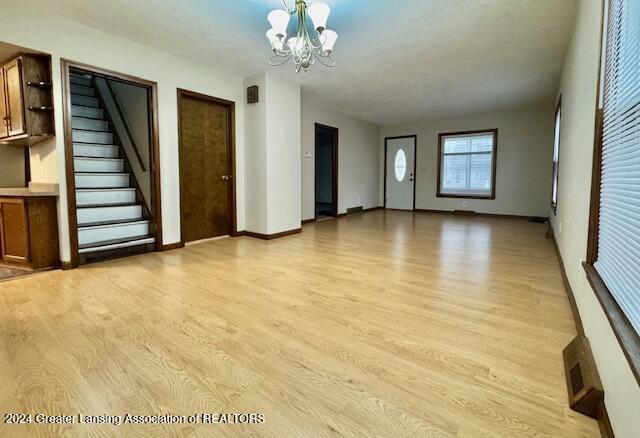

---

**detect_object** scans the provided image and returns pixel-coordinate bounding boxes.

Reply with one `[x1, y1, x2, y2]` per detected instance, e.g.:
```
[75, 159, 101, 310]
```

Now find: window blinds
[594, 0, 640, 334]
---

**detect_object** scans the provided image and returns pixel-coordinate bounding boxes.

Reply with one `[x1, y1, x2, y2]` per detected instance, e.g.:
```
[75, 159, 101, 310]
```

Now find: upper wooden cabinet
[0, 54, 54, 147]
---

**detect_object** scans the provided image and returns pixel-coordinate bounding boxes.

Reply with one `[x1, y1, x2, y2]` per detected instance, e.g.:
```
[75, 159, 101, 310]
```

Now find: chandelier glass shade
[266, 0, 338, 72]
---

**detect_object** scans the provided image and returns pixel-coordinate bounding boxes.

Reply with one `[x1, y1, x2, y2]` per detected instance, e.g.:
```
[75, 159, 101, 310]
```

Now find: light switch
[304, 151, 312, 158]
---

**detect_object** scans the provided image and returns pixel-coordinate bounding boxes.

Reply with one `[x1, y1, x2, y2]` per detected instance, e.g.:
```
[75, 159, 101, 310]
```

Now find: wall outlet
[462, 201, 468, 208]
[304, 151, 312, 159]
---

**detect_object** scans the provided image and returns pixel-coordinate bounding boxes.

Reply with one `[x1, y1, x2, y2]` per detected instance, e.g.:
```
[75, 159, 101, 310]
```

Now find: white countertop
[0, 183, 59, 197]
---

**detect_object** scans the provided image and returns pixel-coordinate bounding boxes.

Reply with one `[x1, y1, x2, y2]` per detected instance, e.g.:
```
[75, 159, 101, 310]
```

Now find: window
[394, 149, 407, 181]
[437, 129, 497, 199]
[551, 98, 561, 213]
[586, 0, 640, 381]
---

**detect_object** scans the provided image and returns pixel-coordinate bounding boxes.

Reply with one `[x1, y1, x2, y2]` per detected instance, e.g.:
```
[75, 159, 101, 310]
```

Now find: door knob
[221, 175, 229, 181]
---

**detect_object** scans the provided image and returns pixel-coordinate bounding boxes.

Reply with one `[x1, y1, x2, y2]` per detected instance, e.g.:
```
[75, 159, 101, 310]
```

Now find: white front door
[385, 136, 416, 210]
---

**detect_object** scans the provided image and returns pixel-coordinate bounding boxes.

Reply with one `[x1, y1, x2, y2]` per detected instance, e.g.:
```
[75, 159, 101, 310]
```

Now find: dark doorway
[315, 123, 338, 220]
[178, 89, 236, 243]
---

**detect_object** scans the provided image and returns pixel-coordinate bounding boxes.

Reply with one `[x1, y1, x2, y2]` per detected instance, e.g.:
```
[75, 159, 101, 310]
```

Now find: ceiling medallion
[266, 0, 338, 73]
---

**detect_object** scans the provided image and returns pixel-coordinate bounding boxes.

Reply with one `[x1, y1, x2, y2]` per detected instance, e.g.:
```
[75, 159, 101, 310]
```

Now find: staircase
[70, 73, 155, 258]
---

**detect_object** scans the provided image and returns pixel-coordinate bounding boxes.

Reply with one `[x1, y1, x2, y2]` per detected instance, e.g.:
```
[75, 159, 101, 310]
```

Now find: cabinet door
[0, 68, 8, 138]
[4, 59, 26, 137]
[0, 199, 29, 264]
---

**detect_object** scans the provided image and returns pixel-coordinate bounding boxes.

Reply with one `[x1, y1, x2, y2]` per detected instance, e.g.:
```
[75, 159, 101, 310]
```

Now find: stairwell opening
[62, 61, 161, 266]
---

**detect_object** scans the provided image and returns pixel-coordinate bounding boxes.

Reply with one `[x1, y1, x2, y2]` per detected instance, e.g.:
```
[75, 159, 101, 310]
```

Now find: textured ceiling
[52, 0, 577, 125]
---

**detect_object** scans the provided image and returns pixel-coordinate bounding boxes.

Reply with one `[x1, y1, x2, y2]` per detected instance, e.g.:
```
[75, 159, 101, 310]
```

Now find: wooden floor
[0, 211, 599, 437]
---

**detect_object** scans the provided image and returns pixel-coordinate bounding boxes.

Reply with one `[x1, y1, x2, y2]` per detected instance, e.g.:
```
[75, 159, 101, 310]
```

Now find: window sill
[583, 262, 640, 385]
[436, 193, 496, 200]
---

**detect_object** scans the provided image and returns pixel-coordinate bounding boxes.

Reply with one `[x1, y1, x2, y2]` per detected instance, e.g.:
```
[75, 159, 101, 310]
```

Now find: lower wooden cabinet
[0, 196, 59, 269]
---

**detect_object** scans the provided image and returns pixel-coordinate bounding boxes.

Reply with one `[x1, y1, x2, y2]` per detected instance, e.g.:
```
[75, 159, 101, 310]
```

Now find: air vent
[569, 363, 585, 396]
[347, 206, 363, 214]
[563, 336, 604, 418]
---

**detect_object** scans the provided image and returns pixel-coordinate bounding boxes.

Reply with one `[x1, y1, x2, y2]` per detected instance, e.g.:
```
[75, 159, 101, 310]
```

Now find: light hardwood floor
[0, 210, 600, 437]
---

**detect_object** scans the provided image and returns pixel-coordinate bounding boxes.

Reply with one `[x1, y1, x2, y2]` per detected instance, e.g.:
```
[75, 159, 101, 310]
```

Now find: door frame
[314, 123, 339, 219]
[61, 59, 163, 268]
[176, 88, 237, 245]
[383, 135, 417, 210]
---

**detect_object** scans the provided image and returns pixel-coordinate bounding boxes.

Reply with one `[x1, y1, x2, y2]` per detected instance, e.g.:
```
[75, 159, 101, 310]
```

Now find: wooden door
[0, 199, 29, 264]
[179, 93, 233, 242]
[4, 59, 25, 137]
[0, 68, 8, 138]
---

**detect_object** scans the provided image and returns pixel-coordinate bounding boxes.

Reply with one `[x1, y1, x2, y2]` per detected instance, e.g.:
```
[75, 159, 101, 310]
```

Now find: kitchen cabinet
[0, 54, 54, 147]
[0, 193, 59, 270]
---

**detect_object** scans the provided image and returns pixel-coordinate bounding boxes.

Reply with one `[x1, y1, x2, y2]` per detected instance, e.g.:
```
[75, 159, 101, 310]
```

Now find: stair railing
[102, 80, 147, 172]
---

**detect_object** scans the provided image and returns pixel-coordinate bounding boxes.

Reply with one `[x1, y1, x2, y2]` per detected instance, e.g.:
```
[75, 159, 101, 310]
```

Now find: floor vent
[347, 206, 364, 214]
[569, 363, 585, 396]
[563, 335, 603, 418]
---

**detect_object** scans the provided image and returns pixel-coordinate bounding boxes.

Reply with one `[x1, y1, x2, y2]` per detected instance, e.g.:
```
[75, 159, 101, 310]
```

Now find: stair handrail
[102, 79, 147, 172]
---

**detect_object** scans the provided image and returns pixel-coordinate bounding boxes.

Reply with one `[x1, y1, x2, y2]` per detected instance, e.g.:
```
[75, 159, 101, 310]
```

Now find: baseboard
[549, 228, 615, 437]
[339, 206, 383, 218]
[244, 228, 302, 240]
[548, 227, 585, 336]
[61, 261, 74, 270]
[414, 208, 535, 220]
[302, 218, 316, 224]
[162, 242, 185, 251]
[232, 230, 246, 237]
[597, 400, 615, 438]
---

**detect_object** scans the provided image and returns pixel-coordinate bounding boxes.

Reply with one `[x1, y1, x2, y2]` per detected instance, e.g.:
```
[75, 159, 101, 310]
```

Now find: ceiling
[52, 0, 577, 125]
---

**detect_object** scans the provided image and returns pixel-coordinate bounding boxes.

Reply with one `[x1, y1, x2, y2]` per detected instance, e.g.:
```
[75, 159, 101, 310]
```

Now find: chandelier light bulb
[307, 2, 331, 32]
[287, 37, 300, 53]
[267, 9, 290, 38]
[321, 30, 338, 54]
[266, 29, 285, 52]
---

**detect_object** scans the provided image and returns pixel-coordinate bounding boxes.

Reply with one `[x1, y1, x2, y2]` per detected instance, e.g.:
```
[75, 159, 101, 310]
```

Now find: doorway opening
[315, 123, 338, 220]
[62, 60, 162, 267]
[177, 89, 236, 244]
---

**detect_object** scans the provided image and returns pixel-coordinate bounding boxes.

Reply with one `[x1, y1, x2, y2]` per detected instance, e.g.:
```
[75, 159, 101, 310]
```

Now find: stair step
[75, 172, 129, 189]
[71, 94, 100, 108]
[77, 204, 143, 225]
[73, 130, 114, 145]
[78, 236, 155, 254]
[72, 105, 104, 120]
[72, 117, 108, 132]
[78, 219, 151, 246]
[73, 143, 119, 158]
[70, 83, 96, 97]
[70, 74, 92, 87]
[76, 188, 136, 206]
[74, 157, 124, 173]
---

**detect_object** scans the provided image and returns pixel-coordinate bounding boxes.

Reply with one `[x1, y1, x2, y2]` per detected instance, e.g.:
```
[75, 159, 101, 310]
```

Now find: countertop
[0, 183, 59, 197]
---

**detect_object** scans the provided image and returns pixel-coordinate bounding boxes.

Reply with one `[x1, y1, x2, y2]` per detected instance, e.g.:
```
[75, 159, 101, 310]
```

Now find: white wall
[265, 72, 301, 234]
[0, 0, 246, 261]
[0, 146, 25, 187]
[109, 80, 151, 209]
[301, 100, 380, 220]
[243, 74, 268, 235]
[380, 106, 554, 217]
[96, 78, 152, 210]
[550, 1, 640, 436]
[244, 72, 301, 235]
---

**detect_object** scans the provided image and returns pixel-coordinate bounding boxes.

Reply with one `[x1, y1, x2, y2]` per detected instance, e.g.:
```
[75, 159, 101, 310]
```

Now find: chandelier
[265, 0, 338, 73]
